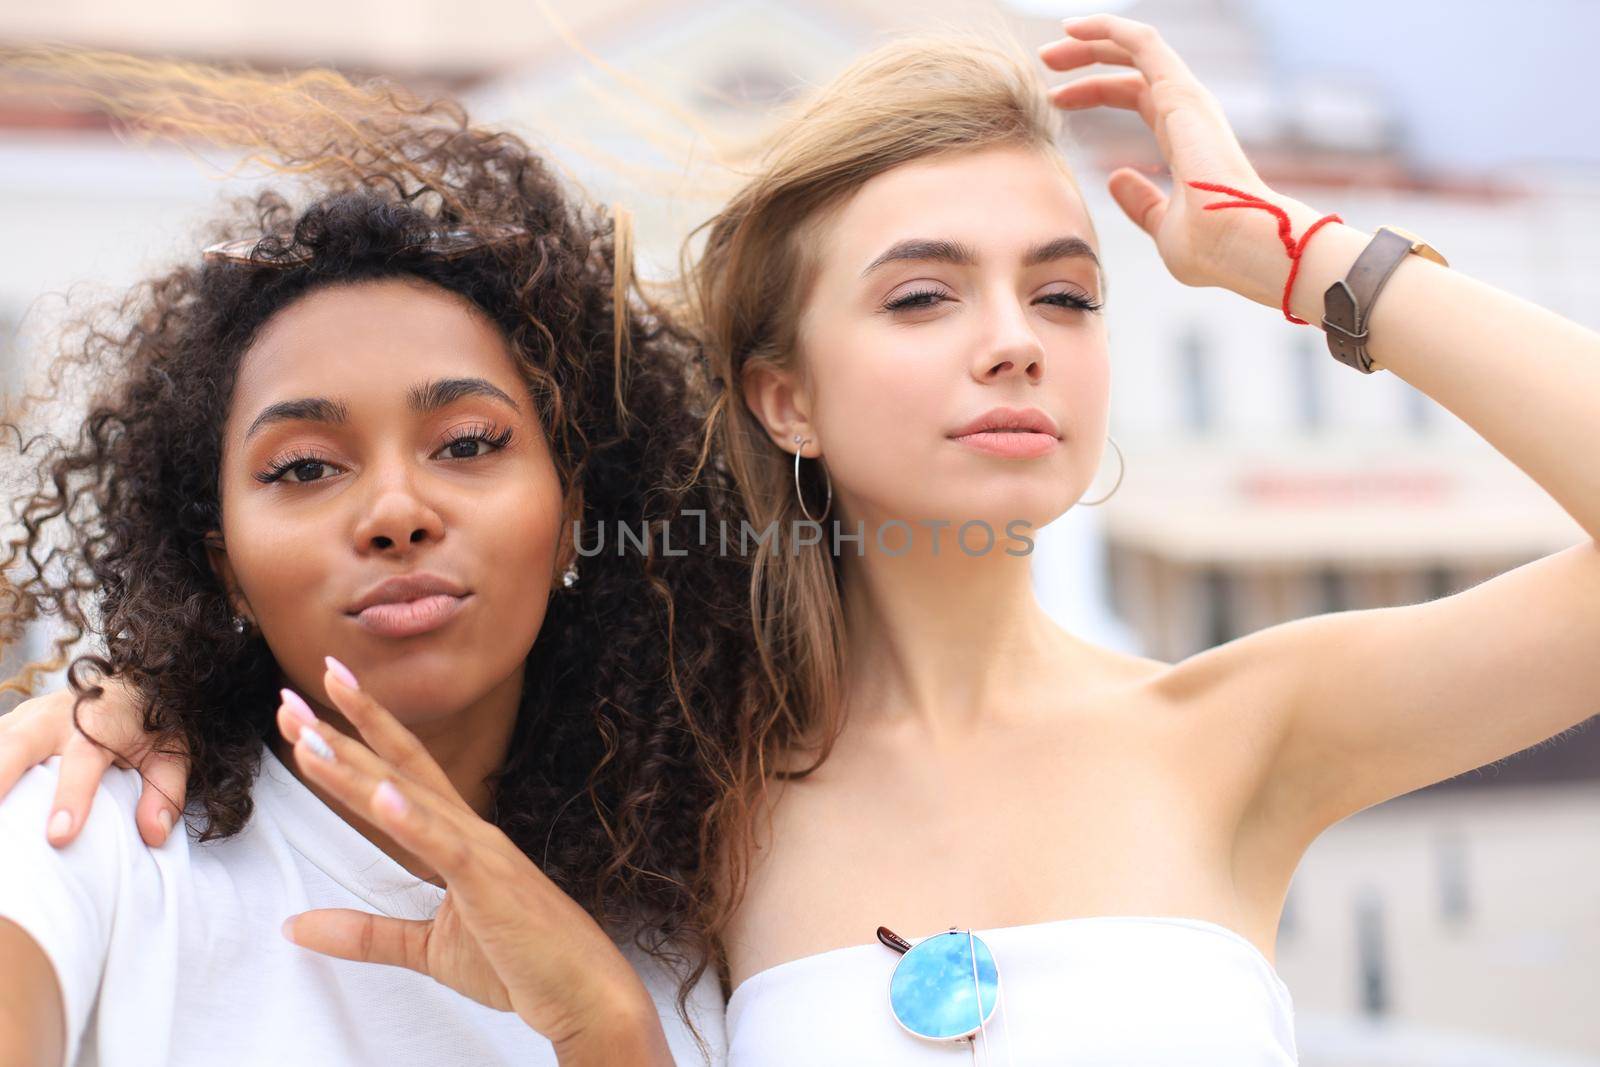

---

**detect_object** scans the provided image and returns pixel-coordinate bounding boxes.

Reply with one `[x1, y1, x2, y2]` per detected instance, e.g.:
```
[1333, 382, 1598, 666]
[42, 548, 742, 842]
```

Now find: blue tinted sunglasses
[878, 925, 1013, 1063]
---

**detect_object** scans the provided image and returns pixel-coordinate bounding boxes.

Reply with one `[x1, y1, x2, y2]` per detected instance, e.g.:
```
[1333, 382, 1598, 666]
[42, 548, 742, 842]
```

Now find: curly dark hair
[0, 51, 751, 1055]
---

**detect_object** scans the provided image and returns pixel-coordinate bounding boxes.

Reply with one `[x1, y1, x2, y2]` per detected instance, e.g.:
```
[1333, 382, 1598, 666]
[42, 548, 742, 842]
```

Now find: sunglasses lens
[889, 930, 999, 1039]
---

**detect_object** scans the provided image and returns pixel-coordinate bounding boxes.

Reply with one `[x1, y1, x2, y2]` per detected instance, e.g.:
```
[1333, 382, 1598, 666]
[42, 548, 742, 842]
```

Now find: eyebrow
[859, 235, 1101, 279]
[244, 376, 521, 441]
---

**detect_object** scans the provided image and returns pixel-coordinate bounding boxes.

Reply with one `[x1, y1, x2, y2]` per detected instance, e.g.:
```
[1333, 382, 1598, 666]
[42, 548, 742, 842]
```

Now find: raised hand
[1038, 13, 1281, 291]
[275, 659, 673, 1064]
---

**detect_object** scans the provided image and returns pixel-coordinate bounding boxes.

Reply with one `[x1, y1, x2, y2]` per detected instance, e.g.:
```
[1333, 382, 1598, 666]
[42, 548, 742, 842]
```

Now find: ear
[203, 530, 253, 625]
[741, 361, 819, 456]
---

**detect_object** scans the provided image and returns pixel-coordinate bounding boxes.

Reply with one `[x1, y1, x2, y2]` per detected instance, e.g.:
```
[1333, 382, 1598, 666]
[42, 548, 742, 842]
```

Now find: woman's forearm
[0, 920, 65, 1067]
[1220, 194, 1600, 542]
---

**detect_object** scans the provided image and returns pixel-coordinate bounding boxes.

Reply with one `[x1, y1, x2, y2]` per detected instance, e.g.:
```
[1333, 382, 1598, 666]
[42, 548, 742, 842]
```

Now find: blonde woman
[677, 15, 1599, 1063]
[8, 15, 1600, 1064]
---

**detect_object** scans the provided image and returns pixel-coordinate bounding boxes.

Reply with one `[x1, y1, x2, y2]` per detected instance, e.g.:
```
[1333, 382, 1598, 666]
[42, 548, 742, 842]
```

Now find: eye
[882, 286, 950, 313]
[1038, 289, 1104, 313]
[255, 450, 341, 485]
[433, 421, 516, 461]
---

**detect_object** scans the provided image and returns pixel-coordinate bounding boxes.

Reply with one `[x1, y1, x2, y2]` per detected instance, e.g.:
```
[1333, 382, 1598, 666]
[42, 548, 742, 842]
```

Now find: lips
[947, 406, 1061, 439]
[345, 572, 470, 639]
[947, 406, 1062, 459]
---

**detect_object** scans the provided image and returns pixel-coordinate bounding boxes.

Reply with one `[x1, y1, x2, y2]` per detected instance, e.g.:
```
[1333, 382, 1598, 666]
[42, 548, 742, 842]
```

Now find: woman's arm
[0, 747, 138, 1067]
[1044, 14, 1600, 525]
[1041, 15, 1600, 837]
[1229, 195, 1600, 544]
[0, 683, 189, 848]
[0, 920, 64, 1067]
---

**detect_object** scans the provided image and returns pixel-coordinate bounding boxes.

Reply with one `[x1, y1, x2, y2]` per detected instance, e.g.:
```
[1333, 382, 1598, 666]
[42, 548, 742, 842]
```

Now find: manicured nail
[47, 809, 71, 840]
[281, 916, 297, 943]
[298, 725, 335, 762]
[157, 809, 174, 836]
[280, 688, 316, 725]
[324, 655, 359, 690]
[373, 779, 408, 819]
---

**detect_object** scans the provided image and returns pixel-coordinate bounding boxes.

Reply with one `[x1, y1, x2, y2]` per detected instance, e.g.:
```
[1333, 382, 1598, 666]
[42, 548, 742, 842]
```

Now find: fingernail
[48, 809, 72, 841]
[373, 779, 408, 818]
[157, 809, 174, 836]
[324, 655, 359, 690]
[281, 916, 297, 943]
[280, 688, 316, 725]
[298, 725, 335, 762]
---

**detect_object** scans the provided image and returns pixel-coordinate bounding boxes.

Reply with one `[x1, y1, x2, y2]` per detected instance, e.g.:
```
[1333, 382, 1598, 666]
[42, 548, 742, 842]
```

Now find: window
[1423, 564, 1455, 601]
[0, 307, 20, 407]
[696, 65, 798, 112]
[1178, 325, 1214, 435]
[1403, 378, 1433, 435]
[1316, 566, 1348, 613]
[1292, 332, 1324, 432]
[1201, 566, 1234, 647]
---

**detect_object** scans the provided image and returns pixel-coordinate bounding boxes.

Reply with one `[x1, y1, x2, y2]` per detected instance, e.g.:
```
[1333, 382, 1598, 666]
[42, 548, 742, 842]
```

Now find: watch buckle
[1321, 317, 1369, 346]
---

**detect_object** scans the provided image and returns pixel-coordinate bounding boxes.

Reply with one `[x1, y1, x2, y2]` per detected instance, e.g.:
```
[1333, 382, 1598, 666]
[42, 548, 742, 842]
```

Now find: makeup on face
[238, 376, 515, 643]
[345, 571, 472, 639]
[214, 278, 564, 720]
[779, 146, 1113, 533]
[946, 405, 1062, 460]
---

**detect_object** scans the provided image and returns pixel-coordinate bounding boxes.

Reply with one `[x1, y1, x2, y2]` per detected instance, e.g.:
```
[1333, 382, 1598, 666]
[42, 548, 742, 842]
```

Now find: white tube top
[725, 915, 1297, 1065]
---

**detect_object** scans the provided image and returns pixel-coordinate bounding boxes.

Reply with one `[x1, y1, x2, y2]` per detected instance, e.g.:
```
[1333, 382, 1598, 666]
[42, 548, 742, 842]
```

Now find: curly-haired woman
[0, 55, 746, 1067]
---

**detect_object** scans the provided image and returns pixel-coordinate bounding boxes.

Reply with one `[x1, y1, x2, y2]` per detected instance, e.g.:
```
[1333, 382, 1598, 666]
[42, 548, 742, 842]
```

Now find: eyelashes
[255, 448, 335, 486]
[437, 421, 515, 460]
[253, 421, 517, 485]
[882, 288, 1104, 314]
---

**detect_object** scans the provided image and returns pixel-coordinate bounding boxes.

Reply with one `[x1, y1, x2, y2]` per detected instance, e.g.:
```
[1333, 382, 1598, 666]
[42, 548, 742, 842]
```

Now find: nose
[352, 464, 446, 555]
[971, 295, 1046, 384]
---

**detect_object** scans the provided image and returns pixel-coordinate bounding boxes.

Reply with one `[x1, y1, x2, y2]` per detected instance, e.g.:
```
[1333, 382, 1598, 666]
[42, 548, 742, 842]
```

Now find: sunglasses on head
[199, 222, 528, 266]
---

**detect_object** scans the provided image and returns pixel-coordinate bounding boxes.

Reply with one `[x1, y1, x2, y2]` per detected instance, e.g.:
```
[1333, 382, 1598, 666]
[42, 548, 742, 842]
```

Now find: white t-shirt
[0, 746, 727, 1067]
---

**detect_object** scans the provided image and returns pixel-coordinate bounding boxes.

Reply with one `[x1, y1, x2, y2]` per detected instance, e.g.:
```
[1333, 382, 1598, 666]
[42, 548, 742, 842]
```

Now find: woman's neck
[838, 535, 1081, 747]
[268, 664, 524, 885]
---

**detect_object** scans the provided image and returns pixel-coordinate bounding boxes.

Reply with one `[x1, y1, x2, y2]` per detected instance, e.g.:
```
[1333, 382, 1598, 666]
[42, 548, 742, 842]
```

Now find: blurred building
[2, 0, 1597, 1062]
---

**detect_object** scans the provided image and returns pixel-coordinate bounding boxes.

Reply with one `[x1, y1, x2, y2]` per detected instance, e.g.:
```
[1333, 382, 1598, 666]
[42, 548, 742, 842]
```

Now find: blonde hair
[678, 28, 1098, 924]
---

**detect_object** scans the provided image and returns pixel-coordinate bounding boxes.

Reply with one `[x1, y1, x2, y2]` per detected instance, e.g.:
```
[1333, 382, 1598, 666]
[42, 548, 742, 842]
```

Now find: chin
[365, 676, 481, 723]
[934, 483, 1071, 530]
[350, 649, 506, 721]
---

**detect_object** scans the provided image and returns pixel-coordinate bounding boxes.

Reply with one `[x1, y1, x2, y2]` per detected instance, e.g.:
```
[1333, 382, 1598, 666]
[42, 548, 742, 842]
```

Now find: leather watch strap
[1321, 227, 1417, 374]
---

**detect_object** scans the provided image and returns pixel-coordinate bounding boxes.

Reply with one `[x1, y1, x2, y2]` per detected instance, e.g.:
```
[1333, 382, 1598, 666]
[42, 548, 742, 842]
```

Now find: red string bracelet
[1186, 180, 1343, 325]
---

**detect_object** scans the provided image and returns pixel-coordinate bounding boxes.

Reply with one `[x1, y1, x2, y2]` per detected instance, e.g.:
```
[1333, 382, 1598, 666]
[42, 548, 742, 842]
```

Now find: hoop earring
[792, 435, 833, 523]
[1078, 434, 1125, 507]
